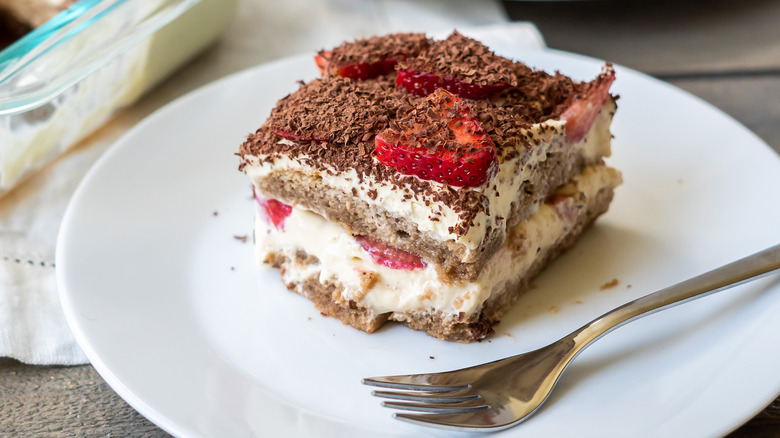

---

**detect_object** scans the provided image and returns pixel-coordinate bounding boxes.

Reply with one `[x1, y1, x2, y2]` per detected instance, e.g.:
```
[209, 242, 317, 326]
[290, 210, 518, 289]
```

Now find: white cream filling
[244, 101, 615, 256]
[256, 164, 621, 317]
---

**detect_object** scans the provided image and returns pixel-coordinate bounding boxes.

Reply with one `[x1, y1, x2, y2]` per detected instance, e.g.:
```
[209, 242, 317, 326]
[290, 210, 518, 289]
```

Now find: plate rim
[56, 46, 780, 438]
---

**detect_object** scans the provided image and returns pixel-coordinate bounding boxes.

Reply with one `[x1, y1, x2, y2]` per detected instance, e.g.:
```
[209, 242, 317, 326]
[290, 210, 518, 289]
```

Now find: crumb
[212, 211, 219, 216]
[419, 287, 434, 301]
[307, 317, 312, 321]
[549, 306, 559, 313]
[233, 234, 248, 243]
[429, 356, 435, 360]
[357, 270, 379, 292]
[600, 278, 619, 290]
[677, 178, 684, 184]
[504, 332, 512, 338]
[574, 300, 584, 304]
[230, 266, 235, 271]
[626, 284, 632, 289]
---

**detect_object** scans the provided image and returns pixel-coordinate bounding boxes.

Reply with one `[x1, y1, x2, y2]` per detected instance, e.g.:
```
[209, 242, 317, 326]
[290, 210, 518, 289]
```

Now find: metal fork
[363, 244, 780, 432]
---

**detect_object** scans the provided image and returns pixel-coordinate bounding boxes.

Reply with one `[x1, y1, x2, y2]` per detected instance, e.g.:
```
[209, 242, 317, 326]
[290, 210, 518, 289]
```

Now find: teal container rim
[0, 0, 200, 116]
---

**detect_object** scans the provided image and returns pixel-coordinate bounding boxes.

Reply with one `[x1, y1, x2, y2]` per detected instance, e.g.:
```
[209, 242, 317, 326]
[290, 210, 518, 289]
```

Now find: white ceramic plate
[57, 45, 780, 438]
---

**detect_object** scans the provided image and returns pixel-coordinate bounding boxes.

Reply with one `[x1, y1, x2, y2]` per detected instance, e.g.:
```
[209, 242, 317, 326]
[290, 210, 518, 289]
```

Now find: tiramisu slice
[238, 32, 622, 341]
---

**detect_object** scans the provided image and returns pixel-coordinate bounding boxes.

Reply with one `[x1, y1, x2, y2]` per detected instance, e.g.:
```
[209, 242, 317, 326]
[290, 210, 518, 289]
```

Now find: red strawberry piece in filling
[546, 192, 578, 224]
[354, 236, 426, 270]
[396, 69, 509, 100]
[254, 188, 292, 230]
[375, 89, 496, 187]
[560, 66, 616, 143]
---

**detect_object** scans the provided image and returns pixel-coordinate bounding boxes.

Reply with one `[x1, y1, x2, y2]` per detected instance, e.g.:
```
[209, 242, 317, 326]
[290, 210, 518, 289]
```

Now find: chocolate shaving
[319, 32, 431, 74]
[399, 31, 517, 87]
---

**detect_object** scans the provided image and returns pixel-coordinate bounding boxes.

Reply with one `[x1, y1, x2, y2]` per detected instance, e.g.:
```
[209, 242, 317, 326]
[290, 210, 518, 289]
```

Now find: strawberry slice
[315, 33, 429, 81]
[354, 236, 426, 270]
[316, 50, 399, 80]
[547, 193, 578, 224]
[375, 89, 496, 187]
[254, 188, 292, 230]
[396, 69, 509, 100]
[560, 66, 616, 143]
[314, 51, 330, 75]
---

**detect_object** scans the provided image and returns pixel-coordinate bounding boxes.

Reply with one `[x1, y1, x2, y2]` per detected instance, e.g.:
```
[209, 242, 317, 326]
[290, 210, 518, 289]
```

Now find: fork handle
[572, 243, 780, 348]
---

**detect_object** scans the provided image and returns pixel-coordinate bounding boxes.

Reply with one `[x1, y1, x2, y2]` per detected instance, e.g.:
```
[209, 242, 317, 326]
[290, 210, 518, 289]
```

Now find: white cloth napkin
[0, 0, 546, 366]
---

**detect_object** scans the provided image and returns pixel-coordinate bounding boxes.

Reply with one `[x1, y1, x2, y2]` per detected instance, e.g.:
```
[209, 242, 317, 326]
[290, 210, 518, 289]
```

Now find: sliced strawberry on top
[375, 89, 496, 188]
[395, 31, 513, 100]
[354, 236, 426, 270]
[316, 50, 400, 81]
[315, 33, 430, 81]
[560, 65, 616, 143]
[396, 69, 509, 100]
[254, 188, 292, 230]
[314, 51, 330, 75]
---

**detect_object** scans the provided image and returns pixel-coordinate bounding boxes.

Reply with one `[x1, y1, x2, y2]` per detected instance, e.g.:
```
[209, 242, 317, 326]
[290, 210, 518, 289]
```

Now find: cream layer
[256, 164, 622, 318]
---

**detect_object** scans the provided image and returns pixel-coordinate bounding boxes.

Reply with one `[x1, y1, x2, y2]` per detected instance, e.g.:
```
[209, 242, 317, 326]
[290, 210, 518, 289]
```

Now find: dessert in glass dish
[0, 0, 236, 195]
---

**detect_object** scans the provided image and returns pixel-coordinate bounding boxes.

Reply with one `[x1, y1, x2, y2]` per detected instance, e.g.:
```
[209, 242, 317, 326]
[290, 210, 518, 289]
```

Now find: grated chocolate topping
[239, 33, 611, 234]
[318, 32, 430, 74]
[258, 76, 413, 148]
[383, 89, 478, 154]
[399, 31, 517, 87]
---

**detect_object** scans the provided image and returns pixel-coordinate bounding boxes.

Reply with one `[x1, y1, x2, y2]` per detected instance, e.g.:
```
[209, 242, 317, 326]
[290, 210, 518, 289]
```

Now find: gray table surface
[2, 1, 780, 436]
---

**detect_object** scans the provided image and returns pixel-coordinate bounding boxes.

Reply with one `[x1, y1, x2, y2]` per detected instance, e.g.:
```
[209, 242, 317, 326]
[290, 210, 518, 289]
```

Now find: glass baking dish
[0, 0, 236, 195]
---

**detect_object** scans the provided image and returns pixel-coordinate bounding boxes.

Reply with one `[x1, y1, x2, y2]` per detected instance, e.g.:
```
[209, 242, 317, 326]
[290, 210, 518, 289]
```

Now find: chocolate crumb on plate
[600, 278, 619, 290]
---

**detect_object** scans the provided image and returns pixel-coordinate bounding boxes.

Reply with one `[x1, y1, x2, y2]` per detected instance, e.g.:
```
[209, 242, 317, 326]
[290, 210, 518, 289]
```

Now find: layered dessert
[238, 32, 622, 341]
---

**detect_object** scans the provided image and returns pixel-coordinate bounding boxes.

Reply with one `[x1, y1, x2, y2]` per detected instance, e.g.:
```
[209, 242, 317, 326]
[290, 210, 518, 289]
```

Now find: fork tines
[362, 377, 488, 415]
